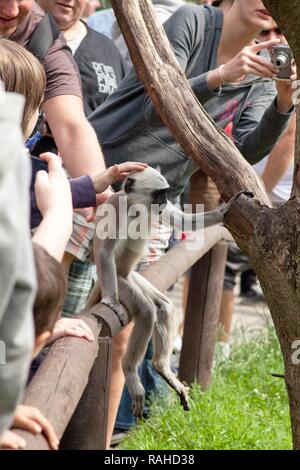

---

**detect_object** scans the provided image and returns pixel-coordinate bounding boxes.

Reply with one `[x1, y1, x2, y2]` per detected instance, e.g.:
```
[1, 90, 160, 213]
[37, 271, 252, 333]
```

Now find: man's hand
[35, 152, 73, 222]
[47, 318, 95, 345]
[0, 430, 26, 450]
[12, 405, 59, 450]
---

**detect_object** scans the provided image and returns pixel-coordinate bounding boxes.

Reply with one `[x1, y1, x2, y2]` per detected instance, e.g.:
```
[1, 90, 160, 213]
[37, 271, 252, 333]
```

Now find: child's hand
[47, 317, 95, 345]
[0, 430, 26, 450]
[91, 162, 147, 194]
[35, 152, 72, 221]
[12, 405, 59, 450]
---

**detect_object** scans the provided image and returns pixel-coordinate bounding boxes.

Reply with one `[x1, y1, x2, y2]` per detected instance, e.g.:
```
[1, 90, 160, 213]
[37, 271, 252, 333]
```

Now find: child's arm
[32, 153, 73, 263]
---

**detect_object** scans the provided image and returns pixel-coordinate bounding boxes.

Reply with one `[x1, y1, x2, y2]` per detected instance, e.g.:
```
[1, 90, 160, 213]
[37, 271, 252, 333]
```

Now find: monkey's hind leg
[130, 273, 189, 411]
[152, 297, 189, 411]
[118, 276, 157, 418]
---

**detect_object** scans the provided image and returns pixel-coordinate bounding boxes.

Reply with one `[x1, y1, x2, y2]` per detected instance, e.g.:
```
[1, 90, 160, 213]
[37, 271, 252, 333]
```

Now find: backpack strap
[27, 13, 60, 61]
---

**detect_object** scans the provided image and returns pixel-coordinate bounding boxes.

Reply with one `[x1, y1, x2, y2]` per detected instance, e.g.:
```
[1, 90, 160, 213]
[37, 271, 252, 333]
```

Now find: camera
[271, 45, 293, 80]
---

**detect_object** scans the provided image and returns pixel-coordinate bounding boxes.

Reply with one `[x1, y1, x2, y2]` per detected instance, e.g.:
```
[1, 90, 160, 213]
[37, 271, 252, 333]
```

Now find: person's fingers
[249, 53, 278, 74]
[39, 152, 62, 173]
[0, 431, 26, 450]
[116, 162, 148, 173]
[242, 58, 277, 79]
[251, 38, 280, 53]
[35, 169, 50, 194]
[16, 416, 42, 434]
[64, 328, 94, 342]
[28, 409, 59, 450]
[73, 319, 94, 337]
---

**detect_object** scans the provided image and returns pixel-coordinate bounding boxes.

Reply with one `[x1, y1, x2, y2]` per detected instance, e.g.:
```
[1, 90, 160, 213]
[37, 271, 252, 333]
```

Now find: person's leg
[107, 322, 133, 448]
[219, 243, 251, 346]
[219, 289, 235, 343]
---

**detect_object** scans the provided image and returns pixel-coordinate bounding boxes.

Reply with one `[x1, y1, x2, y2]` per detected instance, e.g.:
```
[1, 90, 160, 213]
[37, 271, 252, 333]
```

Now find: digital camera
[271, 45, 293, 80]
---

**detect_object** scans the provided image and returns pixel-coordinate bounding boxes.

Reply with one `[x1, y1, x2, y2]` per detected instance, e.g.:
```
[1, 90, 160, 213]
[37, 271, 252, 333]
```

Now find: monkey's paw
[100, 299, 126, 327]
[179, 387, 190, 412]
[131, 392, 146, 418]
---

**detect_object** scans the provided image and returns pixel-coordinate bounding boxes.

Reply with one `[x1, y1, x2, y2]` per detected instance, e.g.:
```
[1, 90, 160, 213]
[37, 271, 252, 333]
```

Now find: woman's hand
[208, 39, 281, 90]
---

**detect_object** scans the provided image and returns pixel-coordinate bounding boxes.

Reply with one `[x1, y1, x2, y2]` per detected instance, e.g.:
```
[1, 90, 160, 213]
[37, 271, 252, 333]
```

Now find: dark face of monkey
[123, 167, 169, 211]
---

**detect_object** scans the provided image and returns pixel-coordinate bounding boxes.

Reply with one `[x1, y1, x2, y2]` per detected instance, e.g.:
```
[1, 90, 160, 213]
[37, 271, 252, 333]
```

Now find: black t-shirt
[74, 25, 128, 116]
[33, 24, 128, 155]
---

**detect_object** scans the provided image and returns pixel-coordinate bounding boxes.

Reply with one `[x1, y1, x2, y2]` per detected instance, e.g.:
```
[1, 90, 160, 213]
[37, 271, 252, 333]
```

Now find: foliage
[120, 326, 292, 450]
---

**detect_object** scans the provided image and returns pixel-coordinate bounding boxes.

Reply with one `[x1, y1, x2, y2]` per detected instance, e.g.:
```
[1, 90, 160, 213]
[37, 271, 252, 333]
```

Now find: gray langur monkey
[86, 167, 252, 416]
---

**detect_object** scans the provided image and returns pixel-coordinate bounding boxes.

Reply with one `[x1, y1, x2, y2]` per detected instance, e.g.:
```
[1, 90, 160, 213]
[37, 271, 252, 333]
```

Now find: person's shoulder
[85, 24, 117, 47]
[168, 3, 214, 26]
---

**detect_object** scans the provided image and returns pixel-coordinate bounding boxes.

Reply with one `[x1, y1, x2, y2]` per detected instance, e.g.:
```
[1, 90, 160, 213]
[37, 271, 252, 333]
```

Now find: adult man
[36, 0, 128, 318]
[0, 0, 106, 178]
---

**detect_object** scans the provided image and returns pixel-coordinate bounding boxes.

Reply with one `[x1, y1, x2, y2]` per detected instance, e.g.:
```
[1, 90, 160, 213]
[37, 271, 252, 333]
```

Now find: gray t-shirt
[90, 4, 292, 201]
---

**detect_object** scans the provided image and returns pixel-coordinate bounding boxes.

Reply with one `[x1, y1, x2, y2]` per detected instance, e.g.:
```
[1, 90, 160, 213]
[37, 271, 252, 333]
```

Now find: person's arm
[42, 95, 106, 178]
[233, 78, 294, 165]
[261, 113, 296, 192]
[143, 5, 221, 126]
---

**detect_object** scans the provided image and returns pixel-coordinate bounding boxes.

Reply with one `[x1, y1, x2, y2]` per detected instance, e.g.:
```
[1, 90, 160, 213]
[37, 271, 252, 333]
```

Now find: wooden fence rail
[11, 225, 231, 450]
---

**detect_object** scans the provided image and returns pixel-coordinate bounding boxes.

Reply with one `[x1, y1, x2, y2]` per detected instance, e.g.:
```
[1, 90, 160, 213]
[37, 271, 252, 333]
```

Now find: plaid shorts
[65, 211, 95, 262]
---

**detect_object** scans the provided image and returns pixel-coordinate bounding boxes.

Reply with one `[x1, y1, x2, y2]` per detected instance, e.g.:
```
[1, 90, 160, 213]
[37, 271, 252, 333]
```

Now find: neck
[218, 9, 260, 64]
[63, 20, 85, 41]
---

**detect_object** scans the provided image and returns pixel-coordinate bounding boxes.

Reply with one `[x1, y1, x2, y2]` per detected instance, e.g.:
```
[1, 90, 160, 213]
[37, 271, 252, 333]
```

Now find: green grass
[120, 326, 292, 450]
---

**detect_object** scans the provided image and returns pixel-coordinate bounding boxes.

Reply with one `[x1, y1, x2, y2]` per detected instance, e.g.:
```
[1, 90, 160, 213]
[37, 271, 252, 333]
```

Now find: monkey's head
[123, 166, 169, 210]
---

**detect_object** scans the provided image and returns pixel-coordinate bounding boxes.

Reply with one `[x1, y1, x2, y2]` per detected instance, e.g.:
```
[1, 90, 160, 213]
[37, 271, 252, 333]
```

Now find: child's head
[32, 243, 66, 356]
[0, 39, 46, 138]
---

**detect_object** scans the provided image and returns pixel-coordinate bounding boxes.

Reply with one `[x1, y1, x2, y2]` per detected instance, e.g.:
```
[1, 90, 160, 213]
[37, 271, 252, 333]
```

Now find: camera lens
[275, 53, 290, 69]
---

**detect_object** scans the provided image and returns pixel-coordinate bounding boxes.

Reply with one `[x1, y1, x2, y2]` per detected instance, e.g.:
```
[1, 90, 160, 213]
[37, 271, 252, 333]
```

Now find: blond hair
[0, 39, 46, 135]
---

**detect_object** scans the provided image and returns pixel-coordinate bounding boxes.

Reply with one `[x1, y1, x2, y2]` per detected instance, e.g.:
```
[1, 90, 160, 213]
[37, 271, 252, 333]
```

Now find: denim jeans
[115, 339, 167, 431]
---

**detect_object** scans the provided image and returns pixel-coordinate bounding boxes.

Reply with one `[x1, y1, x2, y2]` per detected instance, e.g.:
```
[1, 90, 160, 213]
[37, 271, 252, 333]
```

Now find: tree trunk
[110, 0, 300, 448]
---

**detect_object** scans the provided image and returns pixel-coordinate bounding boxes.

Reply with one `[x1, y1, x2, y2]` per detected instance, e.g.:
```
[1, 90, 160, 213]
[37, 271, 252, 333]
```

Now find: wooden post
[179, 241, 228, 389]
[60, 335, 112, 450]
[179, 170, 227, 389]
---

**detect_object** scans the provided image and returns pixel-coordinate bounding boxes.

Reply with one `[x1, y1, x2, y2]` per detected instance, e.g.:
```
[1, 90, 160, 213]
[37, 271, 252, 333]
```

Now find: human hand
[275, 61, 297, 112]
[47, 317, 95, 345]
[91, 162, 148, 194]
[12, 405, 59, 450]
[220, 39, 281, 83]
[35, 152, 72, 222]
[0, 430, 26, 450]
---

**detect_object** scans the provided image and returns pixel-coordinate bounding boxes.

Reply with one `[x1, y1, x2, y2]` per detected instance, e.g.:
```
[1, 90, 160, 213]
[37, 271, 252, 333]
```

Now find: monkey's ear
[124, 177, 135, 194]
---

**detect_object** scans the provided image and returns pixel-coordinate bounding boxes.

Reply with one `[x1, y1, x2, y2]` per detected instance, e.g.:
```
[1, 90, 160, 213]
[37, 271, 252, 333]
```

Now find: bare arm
[42, 95, 105, 178]
[261, 113, 296, 193]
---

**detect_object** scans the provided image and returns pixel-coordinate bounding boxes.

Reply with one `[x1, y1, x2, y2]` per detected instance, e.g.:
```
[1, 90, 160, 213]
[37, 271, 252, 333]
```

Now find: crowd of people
[0, 0, 296, 449]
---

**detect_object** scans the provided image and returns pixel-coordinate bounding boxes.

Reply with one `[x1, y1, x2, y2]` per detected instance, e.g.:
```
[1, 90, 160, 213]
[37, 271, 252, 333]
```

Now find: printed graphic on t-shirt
[92, 62, 117, 95]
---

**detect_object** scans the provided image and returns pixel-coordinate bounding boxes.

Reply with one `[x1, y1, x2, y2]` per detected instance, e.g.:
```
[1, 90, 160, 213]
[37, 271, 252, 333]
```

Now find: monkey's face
[123, 167, 169, 211]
